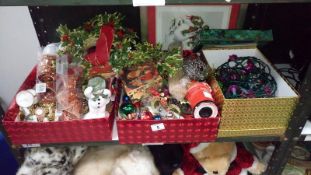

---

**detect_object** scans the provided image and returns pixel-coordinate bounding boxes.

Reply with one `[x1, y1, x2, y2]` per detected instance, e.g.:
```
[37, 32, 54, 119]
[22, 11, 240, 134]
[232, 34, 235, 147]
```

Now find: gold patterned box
[203, 48, 299, 137]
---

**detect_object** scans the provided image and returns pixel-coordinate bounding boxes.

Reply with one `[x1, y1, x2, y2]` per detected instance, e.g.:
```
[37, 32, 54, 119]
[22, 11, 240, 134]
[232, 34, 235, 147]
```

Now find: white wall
[0, 6, 40, 110]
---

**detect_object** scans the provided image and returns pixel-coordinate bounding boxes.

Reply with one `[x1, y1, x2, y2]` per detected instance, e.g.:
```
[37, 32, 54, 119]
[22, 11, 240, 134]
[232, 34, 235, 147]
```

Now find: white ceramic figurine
[83, 77, 111, 119]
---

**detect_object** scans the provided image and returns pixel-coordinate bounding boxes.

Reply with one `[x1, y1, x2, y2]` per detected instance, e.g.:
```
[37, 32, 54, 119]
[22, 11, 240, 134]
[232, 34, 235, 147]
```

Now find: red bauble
[141, 111, 153, 120]
[61, 35, 69, 42]
[116, 30, 125, 38]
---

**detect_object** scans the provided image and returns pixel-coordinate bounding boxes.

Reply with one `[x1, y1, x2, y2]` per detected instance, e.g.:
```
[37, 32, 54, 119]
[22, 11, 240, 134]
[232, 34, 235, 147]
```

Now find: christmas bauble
[119, 103, 136, 118]
[153, 115, 162, 120]
[141, 111, 153, 120]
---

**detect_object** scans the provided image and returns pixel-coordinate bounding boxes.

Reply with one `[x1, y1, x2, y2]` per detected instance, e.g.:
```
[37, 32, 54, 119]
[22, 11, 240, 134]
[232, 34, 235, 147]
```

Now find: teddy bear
[73, 145, 159, 175]
[83, 77, 112, 119]
[173, 142, 267, 175]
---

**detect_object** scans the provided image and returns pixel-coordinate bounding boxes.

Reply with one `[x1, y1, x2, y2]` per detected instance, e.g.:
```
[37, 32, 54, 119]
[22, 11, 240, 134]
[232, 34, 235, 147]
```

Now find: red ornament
[83, 22, 93, 32]
[229, 54, 238, 61]
[61, 35, 69, 42]
[133, 101, 141, 109]
[116, 43, 123, 49]
[141, 111, 153, 120]
[245, 59, 255, 72]
[183, 50, 193, 57]
[116, 30, 125, 38]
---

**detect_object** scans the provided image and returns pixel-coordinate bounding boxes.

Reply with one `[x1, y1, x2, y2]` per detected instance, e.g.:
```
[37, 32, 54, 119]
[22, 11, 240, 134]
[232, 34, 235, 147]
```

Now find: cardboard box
[203, 48, 299, 137]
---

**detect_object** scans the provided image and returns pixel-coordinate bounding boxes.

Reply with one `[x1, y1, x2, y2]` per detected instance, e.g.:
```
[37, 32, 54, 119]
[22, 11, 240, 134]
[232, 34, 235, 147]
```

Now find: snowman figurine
[15, 89, 38, 122]
[83, 77, 112, 119]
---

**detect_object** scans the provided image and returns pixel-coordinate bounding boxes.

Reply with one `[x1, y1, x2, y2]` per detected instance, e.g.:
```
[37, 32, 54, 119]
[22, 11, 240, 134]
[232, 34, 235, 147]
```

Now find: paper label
[35, 83, 47, 93]
[151, 123, 165, 131]
[22, 144, 41, 148]
[133, 0, 165, 6]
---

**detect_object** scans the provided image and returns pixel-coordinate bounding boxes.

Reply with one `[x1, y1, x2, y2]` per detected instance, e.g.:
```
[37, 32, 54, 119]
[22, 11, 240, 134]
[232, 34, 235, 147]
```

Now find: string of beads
[216, 55, 277, 99]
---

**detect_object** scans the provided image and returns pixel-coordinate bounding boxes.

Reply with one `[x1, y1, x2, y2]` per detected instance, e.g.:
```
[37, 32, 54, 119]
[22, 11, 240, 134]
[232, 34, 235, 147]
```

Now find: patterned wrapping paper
[120, 63, 163, 102]
[117, 117, 220, 144]
[206, 48, 299, 137]
[194, 29, 273, 48]
[218, 128, 287, 137]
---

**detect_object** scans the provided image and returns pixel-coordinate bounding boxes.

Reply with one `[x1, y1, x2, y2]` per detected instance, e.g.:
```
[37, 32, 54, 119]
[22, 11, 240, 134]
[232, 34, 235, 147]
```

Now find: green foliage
[57, 12, 137, 64]
[110, 42, 182, 78]
[56, 13, 182, 78]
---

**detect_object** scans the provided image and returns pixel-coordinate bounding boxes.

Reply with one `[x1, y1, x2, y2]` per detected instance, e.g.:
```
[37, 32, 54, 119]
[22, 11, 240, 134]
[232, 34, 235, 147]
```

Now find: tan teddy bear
[174, 142, 266, 175]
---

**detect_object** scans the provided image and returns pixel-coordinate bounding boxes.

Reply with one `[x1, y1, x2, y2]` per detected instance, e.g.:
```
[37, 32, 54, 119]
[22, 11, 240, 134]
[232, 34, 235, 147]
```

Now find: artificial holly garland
[112, 42, 182, 78]
[57, 13, 137, 66]
[57, 13, 182, 78]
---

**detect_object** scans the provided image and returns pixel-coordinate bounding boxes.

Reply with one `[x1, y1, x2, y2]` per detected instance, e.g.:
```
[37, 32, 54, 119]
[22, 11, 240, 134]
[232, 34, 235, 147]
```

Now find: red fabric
[101, 25, 114, 55]
[226, 164, 242, 175]
[177, 143, 255, 175]
[226, 144, 254, 175]
[235, 144, 254, 169]
[84, 25, 114, 67]
[180, 144, 205, 175]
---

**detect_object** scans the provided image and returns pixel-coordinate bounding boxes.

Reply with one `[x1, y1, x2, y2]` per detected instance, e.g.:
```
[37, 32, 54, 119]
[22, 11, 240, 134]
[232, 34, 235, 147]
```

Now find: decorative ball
[119, 103, 136, 118]
[183, 57, 208, 81]
[123, 95, 131, 103]
[141, 111, 153, 120]
[153, 115, 162, 120]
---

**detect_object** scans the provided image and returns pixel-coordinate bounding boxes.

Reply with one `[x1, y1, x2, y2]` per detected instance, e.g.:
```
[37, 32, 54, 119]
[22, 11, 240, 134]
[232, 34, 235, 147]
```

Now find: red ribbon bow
[84, 25, 114, 76]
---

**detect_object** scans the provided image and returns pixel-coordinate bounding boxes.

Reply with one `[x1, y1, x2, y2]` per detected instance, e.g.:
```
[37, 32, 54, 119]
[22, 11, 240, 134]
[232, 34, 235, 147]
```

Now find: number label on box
[151, 123, 165, 131]
[132, 0, 165, 6]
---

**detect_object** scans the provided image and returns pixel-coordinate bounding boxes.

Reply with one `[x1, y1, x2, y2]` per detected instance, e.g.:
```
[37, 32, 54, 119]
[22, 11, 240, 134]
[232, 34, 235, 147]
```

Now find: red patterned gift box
[117, 117, 220, 144]
[2, 66, 119, 145]
[117, 72, 221, 144]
